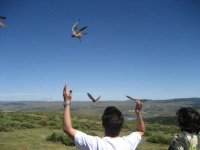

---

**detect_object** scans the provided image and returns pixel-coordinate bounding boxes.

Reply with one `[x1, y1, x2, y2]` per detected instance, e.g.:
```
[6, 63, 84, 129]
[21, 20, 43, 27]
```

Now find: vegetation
[1, 99, 198, 149]
[0, 110, 180, 150]
[46, 131, 75, 146]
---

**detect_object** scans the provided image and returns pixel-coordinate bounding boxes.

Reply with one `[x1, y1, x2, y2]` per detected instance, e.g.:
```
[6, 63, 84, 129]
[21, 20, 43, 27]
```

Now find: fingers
[63, 83, 68, 97]
[135, 99, 142, 111]
[63, 84, 66, 94]
[63, 83, 72, 101]
[65, 83, 68, 95]
[69, 90, 72, 97]
[136, 99, 142, 105]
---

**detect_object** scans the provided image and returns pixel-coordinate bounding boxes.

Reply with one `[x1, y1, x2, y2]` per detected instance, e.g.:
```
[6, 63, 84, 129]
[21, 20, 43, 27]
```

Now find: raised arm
[63, 83, 77, 138]
[135, 99, 145, 136]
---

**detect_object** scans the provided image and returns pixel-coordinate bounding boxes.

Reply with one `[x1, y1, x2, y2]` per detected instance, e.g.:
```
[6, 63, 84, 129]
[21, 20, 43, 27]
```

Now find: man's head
[102, 106, 124, 137]
[177, 107, 200, 134]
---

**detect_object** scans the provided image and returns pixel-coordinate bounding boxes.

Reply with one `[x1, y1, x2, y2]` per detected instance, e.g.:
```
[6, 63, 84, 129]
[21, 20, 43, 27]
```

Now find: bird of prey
[71, 19, 88, 41]
[0, 16, 6, 28]
[127, 96, 147, 105]
[126, 96, 136, 101]
[87, 93, 101, 104]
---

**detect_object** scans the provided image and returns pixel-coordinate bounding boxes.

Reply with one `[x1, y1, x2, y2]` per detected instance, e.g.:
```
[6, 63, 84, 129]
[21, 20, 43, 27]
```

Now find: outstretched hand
[135, 99, 142, 114]
[63, 83, 72, 103]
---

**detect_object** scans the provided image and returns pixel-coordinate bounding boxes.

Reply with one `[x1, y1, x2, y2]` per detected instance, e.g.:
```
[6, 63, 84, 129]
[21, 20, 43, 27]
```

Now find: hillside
[1, 98, 200, 150]
[1, 98, 200, 118]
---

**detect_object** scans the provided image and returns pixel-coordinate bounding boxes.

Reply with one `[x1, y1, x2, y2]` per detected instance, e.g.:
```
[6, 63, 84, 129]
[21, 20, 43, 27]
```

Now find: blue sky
[0, 0, 200, 101]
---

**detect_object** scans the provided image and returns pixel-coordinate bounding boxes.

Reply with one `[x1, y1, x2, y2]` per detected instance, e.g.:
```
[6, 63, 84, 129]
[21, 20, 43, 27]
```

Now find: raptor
[71, 19, 88, 41]
[87, 93, 101, 104]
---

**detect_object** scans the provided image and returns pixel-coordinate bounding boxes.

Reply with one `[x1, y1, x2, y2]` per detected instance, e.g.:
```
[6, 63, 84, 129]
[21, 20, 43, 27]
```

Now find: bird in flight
[126, 96, 136, 101]
[0, 16, 6, 28]
[87, 93, 101, 104]
[71, 19, 88, 41]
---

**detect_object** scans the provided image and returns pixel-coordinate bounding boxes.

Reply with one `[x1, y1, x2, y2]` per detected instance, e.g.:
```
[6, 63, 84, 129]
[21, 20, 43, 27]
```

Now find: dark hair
[102, 106, 124, 137]
[177, 107, 200, 134]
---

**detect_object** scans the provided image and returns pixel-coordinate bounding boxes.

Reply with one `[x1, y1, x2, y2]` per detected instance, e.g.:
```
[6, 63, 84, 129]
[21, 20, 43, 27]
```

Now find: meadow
[0, 110, 180, 150]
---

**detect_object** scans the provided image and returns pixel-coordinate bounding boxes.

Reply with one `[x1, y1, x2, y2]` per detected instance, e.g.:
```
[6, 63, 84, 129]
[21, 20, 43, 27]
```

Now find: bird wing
[72, 19, 80, 31]
[0, 16, 6, 19]
[126, 96, 135, 101]
[96, 96, 101, 101]
[87, 93, 96, 102]
[72, 24, 78, 32]
[79, 26, 87, 32]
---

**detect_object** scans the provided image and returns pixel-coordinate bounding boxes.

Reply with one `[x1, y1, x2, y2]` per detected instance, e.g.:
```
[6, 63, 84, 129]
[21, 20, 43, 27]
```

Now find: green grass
[0, 111, 178, 150]
[0, 128, 69, 150]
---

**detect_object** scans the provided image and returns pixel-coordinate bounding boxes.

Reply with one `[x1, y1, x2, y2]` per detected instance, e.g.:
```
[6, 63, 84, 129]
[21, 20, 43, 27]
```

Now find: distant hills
[0, 98, 200, 118]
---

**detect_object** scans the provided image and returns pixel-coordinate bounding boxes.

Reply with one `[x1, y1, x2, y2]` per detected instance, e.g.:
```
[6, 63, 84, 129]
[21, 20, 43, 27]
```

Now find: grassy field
[0, 129, 169, 150]
[0, 111, 179, 150]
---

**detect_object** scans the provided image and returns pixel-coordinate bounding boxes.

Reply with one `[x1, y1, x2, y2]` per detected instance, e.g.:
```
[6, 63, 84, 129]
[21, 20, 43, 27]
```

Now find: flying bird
[127, 96, 147, 103]
[87, 93, 101, 104]
[71, 19, 88, 41]
[0, 16, 6, 27]
[0, 16, 6, 19]
[126, 96, 136, 101]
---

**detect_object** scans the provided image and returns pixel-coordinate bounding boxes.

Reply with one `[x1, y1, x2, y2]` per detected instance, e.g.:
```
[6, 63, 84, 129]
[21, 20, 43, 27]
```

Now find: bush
[38, 120, 48, 126]
[49, 122, 61, 129]
[46, 132, 75, 146]
[146, 134, 171, 144]
[0, 124, 13, 132]
[144, 131, 153, 136]
[145, 124, 179, 134]
[21, 123, 36, 129]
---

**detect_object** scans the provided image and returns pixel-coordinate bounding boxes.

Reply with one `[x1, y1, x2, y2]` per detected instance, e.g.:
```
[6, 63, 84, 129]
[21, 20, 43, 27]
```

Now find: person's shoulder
[123, 132, 142, 140]
[172, 131, 188, 141]
[74, 130, 103, 150]
[130, 131, 143, 137]
[169, 131, 197, 150]
[75, 130, 101, 139]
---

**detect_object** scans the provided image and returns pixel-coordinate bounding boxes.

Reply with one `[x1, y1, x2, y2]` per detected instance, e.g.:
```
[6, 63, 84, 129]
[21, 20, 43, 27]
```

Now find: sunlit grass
[0, 111, 178, 150]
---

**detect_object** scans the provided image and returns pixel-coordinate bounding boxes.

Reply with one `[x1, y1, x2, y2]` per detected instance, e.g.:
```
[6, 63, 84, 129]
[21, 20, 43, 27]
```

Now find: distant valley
[0, 98, 200, 119]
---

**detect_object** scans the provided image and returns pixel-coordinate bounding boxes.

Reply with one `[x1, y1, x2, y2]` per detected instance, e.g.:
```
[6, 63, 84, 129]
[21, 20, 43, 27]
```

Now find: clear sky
[0, 0, 200, 101]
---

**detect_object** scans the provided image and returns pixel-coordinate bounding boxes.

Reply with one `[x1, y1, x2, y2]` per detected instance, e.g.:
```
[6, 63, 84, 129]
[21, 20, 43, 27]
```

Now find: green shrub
[146, 134, 171, 144]
[144, 131, 153, 136]
[46, 132, 75, 146]
[145, 124, 179, 134]
[21, 123, 36, 129]
[9, 121, 21, 128]
[38, 120, 48, 126]
[0, 124, 13, 132]
[49, 122, 61, 129]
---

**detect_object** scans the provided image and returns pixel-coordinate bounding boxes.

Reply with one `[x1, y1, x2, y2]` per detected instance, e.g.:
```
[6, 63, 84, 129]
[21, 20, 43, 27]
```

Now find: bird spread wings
[87, 93, 101, 103]
[71, 19, 88, 40]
